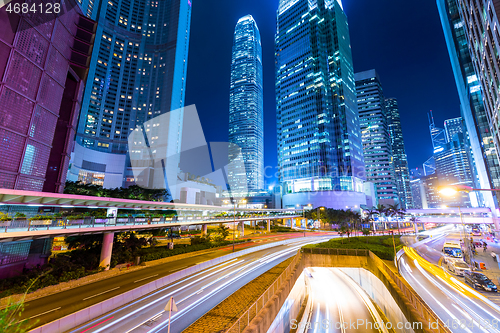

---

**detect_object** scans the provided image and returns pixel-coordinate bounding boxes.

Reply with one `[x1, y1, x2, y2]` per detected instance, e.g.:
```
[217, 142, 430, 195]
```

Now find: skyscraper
[275, 0, 366, 209]
[437, 0, 500, 211]
[431, 116, 475, 207]
[0, 0, 95, 193]
[67, 0, 192, 190]
[228, 15, 264, 194]
[386, 98, 413, 209]
[355, 70, 398, 206]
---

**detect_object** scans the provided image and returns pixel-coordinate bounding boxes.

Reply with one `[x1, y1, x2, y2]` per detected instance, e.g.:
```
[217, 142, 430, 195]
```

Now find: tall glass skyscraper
[67, 0, 192, 189]
[355, 70, 398, 206]
[437, 0, 500, 212]
[434, 117, 475, 207]
[386, 98, 413, 209]
[276, 0, 366, 209]
[228, 15, 264, 194]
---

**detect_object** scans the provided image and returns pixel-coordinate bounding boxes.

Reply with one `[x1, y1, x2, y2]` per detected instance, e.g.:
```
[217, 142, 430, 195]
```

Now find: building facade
[386, 98, 413, 209]
[0, 0, 95, 278]
[228, 15, 264, 195]
[68, 0, 192, 190]
[437, 0, 500, 211]
[355, 70, 398, 206]
[435, 124, 475, 207]
[0, 0, 95, 193]
[276, 0, 366, 209]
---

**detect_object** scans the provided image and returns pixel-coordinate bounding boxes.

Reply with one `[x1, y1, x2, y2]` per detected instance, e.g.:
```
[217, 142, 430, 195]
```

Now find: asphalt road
[297, 267, 385, 333]
[400, 227, 500, 333]
[67, 236, 333, 333]
[22, 232, 323, 328]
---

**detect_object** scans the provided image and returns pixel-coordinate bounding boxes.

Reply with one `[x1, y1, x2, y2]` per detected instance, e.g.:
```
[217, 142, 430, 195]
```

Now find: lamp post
[232, 199, 235, 252]
[390, 230, 398, 271]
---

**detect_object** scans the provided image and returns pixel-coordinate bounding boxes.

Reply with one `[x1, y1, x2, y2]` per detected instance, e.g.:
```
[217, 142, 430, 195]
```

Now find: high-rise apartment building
[437, 0, 500, 211]
[228, 15, 264, 194]
[386, 98, 413, 209]
[0, 0, 95, 193]
[275, 0, 366, 209]
[68, 0, 192, 190]
[355, 70, 398, 206]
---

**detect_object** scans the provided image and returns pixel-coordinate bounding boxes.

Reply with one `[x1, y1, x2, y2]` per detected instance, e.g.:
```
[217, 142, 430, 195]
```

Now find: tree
[375, 204, 388, 230]
[65, 234, 103, 250]
[212, 226, 230, 242]
[362, 228, 371, 243]
[388, 204, 406, 235]
[64, 181, 169, 202]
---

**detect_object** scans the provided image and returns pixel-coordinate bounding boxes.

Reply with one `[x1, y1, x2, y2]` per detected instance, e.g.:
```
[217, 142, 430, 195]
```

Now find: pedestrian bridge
[406, 208, 497, 226]
[0, 215, 301, 242]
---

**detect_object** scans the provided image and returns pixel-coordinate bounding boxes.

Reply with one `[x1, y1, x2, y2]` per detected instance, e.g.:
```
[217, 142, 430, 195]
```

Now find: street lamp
[439, 184, 500, 196]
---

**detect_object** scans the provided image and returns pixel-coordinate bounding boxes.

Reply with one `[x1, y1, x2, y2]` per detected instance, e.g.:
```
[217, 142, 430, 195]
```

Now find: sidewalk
[471, 236, 500, 306]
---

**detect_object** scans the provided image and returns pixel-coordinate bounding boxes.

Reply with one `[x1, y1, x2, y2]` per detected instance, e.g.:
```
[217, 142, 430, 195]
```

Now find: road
[23, 232, 328, 328]
[400, 227, 500, 333]
[295, 267, 386, 333]
[66, 236, 332, 333]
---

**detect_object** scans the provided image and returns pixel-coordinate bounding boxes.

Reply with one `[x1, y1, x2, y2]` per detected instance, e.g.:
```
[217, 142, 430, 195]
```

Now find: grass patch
[303, 236, 403, 260]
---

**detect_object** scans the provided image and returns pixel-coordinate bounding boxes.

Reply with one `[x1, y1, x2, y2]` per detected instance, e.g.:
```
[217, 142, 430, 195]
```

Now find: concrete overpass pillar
[99, 232, 114, 270]
[239, 221, 245, 237]
[372, 221, 377, 233]
[202, 224, 207, 236]
[267, 220, 271, 232]
[421, 223, 426, 231]
[414, 223, 418, 234]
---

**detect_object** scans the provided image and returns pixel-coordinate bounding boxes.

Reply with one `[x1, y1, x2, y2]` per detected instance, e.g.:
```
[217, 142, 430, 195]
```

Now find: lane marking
[134, 274, 159, 283]
[168, 265, 187, 272]
[83, 287, 120, 301]
[79, 316, 114, 333]
[28, 307, 61, 320]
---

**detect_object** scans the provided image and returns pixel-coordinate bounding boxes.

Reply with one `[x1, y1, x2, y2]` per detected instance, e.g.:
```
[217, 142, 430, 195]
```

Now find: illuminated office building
[228, 15, 264, 194]
[386, 98, 413, 209]
[275, 0, 366, 209]
[355, 70, 398, 206]
[433, 116, 475, 207]
[437, 0, 500, 211]
[68, 0, 192, 189]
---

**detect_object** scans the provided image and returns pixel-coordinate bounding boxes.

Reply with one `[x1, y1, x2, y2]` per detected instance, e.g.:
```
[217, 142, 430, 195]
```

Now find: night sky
[185, 0, 461, 185]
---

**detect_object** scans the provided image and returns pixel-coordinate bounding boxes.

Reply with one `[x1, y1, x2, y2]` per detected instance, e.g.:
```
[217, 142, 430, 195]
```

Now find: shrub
[305, 236, 403, 261]
[29, 215, 50, 221]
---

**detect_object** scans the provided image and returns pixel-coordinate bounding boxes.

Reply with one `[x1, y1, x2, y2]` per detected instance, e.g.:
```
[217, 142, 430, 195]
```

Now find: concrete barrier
[29, 237, 311, 333]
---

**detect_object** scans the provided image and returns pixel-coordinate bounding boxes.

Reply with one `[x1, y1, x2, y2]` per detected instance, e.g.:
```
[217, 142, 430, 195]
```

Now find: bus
[443, 241, 463, 259]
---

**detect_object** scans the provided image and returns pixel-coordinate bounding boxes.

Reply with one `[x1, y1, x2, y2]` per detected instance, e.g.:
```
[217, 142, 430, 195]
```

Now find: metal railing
[225, 251, 302, 333]
[301, 247, 369, 256]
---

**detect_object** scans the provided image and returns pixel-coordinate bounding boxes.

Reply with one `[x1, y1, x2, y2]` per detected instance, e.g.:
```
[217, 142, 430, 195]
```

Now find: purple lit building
[0, 0, 95, 278]
[0, 0, 95, 194]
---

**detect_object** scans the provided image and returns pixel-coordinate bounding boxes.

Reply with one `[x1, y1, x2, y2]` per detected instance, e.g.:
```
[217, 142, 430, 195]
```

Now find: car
[471, 228, 482, 236]
[447, 259, 470, 276]
[464, 271, 498, 292]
